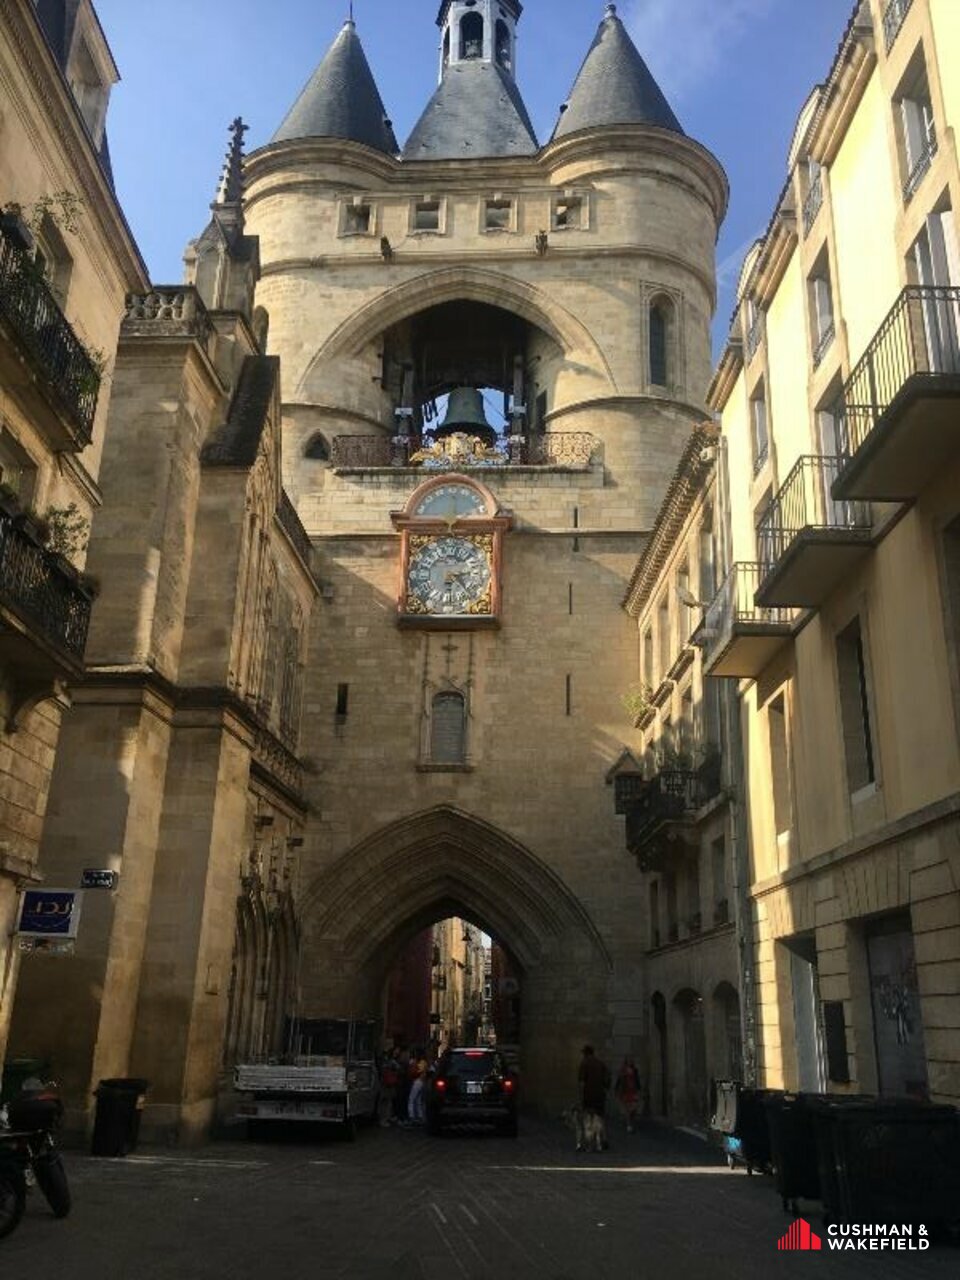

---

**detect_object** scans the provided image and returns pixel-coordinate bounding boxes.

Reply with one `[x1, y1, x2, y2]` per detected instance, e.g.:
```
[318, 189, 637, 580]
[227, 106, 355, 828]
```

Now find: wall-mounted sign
[81, 869, 119, 891]
[16, 889, 83, 940]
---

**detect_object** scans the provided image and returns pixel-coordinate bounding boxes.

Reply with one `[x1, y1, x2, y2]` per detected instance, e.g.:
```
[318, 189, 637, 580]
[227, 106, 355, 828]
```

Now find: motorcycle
[0, 1081, 71, 1240]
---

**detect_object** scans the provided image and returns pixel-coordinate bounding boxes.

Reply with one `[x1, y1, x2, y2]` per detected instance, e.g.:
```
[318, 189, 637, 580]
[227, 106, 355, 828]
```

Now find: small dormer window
[461, 12, 484, 60]
[342, 201, 373, 236]
[413, 200, 442, 233]
[553, 195, 584, 232]
[484, 198, 513, 232]
[68, 38, 109, 145]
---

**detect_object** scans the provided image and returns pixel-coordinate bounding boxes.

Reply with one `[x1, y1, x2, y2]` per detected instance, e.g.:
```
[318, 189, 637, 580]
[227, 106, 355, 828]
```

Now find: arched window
[460, 12, 484, 60]
[649, 301, 670, 387]
[304, 433, 329, 461]
[495, 19, 511, 69]
[431, 691, 466, 764]
[442, 27, 450, 70]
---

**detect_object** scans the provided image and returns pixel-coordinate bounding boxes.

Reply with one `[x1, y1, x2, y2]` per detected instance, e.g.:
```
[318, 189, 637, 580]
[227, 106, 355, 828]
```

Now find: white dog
[564, 1106, 607, 1153]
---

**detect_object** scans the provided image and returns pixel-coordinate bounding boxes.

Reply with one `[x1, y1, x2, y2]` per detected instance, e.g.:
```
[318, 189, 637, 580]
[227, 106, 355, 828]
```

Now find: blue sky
[94, 0, 848, 349]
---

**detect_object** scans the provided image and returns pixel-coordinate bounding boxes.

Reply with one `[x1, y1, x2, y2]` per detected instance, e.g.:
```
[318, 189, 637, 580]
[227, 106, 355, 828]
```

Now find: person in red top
[614, 1055, 640, 1133]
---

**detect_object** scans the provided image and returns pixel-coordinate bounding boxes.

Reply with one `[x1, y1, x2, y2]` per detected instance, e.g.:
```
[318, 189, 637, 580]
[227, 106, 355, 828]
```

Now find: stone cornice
[622, 422, 718, 616]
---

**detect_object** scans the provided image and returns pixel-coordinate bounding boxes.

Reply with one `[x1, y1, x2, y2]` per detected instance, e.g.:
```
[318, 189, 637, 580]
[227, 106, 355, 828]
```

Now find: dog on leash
[563, 1106, 607, 1153]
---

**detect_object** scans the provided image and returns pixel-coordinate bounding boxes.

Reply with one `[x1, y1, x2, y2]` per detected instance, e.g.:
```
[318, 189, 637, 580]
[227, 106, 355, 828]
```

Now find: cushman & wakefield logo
[778, 1220, 930, 1252]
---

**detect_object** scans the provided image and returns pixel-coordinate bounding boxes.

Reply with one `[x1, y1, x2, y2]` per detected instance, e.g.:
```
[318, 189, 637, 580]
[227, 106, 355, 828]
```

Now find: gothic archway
[298, 805, 613, 1109]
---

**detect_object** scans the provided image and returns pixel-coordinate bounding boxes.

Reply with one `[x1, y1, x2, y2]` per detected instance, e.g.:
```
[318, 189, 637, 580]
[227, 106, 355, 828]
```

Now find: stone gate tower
[8, 3, 727, 1140]
[243, 1, 727, 1111]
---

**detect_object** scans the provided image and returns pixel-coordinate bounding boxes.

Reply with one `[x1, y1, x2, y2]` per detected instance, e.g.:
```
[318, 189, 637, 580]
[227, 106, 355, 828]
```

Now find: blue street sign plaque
[16, 889, 83, 940]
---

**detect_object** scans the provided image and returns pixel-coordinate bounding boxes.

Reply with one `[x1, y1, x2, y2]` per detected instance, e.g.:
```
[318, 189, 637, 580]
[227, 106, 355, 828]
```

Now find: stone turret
[403, 0, 536, 160]
[272, 19, 398, 154]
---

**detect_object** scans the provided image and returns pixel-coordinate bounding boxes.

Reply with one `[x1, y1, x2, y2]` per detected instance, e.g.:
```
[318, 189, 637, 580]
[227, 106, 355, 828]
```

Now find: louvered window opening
[431, 692, 467, 764]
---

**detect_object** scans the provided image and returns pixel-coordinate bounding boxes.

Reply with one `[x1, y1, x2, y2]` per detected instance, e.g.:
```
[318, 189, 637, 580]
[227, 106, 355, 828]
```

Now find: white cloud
[623, 0, 778, 103]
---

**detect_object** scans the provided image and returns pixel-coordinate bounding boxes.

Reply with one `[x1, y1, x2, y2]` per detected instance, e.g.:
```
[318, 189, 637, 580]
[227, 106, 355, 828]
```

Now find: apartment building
[701, 0, 960, 1104]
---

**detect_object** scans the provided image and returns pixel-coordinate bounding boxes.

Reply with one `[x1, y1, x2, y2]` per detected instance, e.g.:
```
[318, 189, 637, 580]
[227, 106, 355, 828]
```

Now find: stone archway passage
[298, 806, 613, 1112]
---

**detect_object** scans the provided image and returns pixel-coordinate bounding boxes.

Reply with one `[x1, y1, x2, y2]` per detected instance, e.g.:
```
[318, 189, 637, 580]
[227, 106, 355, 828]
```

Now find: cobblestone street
[3, 1119, 956, 1279]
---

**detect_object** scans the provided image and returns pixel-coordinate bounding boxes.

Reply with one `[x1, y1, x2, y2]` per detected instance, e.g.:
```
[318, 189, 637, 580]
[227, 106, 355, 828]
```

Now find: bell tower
[438, 0, 520, 82]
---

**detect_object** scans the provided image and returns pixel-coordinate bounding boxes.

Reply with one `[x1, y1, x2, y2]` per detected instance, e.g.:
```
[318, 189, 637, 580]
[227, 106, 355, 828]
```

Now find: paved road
[3, 1118, 955, 1278]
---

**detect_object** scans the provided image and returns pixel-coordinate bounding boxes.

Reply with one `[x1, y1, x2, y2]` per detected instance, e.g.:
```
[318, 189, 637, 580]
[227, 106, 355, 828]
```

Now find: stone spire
[272, 19, 398, 154]
[553, 3, 683, 141]
[215, 117, 248, 210]
[403, 1, 536, 161]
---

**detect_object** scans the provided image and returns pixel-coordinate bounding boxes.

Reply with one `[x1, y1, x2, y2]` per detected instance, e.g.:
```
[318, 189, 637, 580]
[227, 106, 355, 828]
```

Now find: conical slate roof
[272, 21, 398, 154]
[553, 5, 683, 140]
[403, 61, 538, 161]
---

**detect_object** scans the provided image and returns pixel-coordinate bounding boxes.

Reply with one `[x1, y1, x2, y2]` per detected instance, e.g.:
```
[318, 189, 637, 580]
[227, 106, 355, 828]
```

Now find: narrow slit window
[836, 617, 876, 793]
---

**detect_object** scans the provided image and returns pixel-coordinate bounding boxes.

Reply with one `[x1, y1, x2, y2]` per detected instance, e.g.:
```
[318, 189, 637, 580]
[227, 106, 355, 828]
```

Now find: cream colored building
[702, 0, 960, 1103]
[0, 0, 146, 1074]
[431, 918, 485, 1050]
[7, 2, 730, 1136]
[617, 423, 743, 1126]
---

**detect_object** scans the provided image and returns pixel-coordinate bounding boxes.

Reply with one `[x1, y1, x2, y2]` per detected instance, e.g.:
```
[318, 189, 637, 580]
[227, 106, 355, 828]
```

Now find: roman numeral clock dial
[393, 478, 511, 629]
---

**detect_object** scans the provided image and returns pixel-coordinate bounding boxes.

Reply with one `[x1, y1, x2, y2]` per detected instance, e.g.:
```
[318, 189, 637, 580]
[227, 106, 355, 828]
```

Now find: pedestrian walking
[407, 1051, 428, 1125]
[394, 1047, 412, 1125]
[577, 1044, 610, 1151]
[614, 1056, 640, 1133]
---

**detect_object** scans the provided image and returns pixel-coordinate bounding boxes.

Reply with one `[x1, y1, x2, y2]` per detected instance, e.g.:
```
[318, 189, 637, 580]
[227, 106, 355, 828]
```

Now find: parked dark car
[426, 1048, 517, 1136]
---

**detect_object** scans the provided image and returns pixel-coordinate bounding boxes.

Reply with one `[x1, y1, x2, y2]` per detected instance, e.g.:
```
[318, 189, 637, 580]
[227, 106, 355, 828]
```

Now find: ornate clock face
[413, 483, 487, 519]
[407, 535, 492, 615]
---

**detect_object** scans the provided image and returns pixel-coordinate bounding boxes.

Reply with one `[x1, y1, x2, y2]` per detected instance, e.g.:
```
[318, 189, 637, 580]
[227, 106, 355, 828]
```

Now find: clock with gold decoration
[391, 475, 511, 628]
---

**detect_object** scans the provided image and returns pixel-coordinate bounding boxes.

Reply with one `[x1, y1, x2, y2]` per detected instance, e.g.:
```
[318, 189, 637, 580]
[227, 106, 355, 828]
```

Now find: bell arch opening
[377, 299, 562, 443]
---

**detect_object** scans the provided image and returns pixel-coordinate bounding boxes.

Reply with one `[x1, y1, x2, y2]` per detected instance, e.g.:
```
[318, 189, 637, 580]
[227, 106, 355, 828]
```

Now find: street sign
[81, 869, 119, 890]
[16, 888, 83, 940]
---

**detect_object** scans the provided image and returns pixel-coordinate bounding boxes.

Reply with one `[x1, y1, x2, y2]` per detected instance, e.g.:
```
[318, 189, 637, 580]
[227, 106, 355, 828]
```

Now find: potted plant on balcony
[0, 203, 35, 253]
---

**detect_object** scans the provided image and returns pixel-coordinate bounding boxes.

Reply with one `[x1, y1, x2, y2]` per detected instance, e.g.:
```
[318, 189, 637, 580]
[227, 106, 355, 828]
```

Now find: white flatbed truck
[234, 1017, 379, 1138]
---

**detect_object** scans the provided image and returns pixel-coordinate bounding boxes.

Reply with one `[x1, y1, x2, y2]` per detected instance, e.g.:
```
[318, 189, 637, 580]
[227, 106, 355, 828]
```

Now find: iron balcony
[693, 562, 797, 679]
[755, 455, 872, 609]
[0, 220, 100, 448]
[624, 758, 723, 872]
[835, 285, 960, 502]
[0, 506, 94, 683]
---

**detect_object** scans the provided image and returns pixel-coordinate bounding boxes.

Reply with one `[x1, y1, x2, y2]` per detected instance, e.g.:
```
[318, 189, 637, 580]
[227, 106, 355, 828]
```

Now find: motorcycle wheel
[0, 1167, 26, 1239]
[33, 1150, 71, 1219]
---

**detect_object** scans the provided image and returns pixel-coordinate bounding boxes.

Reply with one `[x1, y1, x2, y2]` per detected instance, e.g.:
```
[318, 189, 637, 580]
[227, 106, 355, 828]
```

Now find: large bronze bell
[435, 386, 497, 446]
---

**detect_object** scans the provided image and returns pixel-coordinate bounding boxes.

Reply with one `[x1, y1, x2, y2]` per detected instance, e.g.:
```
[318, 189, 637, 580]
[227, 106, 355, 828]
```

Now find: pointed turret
[272, 20, 398, 154]
[403, 1, 537, 160]
[553, 4, 683, 141]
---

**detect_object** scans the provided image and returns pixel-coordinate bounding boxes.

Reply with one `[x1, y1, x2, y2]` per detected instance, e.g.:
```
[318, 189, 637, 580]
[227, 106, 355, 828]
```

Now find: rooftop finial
[215, 116, 249, 207]
[605, 3, 617, 16]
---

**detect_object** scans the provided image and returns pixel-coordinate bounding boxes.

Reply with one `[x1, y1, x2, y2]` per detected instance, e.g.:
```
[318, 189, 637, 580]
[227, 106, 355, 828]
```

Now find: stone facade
[0, 0, 146, 1074]
[705, 0, 960, 1104]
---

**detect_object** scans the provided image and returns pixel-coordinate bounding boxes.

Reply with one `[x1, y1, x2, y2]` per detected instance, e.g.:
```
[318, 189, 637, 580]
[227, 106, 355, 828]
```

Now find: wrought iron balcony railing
[330, 432, 598, 470]
[745, 310, 765, 363]
[624, 758, 723, 868]
[883, 0, 914, 52]
[756, 455, 870, 566]
[839, 285, 960, 465]
[903, 128, 937, 203]
[695, 561, 795, 645]
[802, 172, 824, 237]
[0, 221, 100, 444]
[0, 507, 93, 661]
[813, 319, 836, 369]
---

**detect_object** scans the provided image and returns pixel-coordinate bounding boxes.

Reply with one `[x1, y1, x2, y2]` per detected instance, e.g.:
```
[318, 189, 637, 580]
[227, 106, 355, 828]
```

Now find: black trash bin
[709, 1081, 779, 1174]
[809, 1097, 960, 1232]
[91, 1079, 149, 1157]
[764, 1092, 822, 1213]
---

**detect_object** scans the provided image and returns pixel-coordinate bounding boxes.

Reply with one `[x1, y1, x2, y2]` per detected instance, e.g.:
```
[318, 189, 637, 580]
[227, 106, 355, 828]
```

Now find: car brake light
[464, 1050, 486, 1057]
[503, 1078, 514, 1093]
[434, 1079, 447, 1092]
